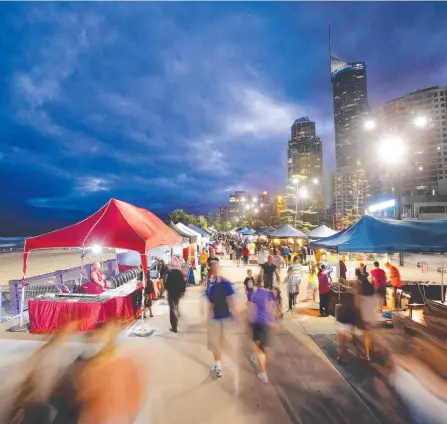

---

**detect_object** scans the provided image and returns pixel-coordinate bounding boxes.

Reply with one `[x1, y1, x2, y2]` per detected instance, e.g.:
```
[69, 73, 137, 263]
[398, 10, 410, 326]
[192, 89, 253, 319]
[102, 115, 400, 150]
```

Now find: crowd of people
[4, 232, 446, 424]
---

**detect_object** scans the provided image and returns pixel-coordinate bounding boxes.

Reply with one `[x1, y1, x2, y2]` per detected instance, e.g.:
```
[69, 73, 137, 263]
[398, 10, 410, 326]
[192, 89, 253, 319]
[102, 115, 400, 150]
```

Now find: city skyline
[1, 3, 447, 235]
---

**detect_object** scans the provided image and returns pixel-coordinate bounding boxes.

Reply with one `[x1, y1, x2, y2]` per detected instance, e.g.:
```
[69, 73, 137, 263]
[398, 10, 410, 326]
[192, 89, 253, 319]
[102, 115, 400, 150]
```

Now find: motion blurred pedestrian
[165, 256, 186, 333]
[385, 262, 402, 310]
[318, 265, 331, 317]
[248, 285, 276, 383]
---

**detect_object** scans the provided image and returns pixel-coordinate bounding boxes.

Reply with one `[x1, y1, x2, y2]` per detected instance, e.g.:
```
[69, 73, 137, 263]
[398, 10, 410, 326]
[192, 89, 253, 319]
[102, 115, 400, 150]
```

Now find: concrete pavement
[132, 260, 381, 424]
[0, 259, 385, 423]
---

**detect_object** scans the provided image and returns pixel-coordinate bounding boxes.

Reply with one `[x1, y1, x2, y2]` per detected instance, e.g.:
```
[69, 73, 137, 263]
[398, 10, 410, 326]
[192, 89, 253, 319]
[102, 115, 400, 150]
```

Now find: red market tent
[23, 198, 183, 277]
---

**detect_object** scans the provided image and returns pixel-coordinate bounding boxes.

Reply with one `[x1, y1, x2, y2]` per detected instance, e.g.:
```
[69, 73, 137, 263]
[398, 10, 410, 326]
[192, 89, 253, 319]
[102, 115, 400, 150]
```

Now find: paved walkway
[0, 259, 385, 423]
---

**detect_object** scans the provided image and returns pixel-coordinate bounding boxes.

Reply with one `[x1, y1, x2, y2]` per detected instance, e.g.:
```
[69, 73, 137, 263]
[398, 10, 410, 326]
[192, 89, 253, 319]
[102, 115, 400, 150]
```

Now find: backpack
[213, 282, 229, 318]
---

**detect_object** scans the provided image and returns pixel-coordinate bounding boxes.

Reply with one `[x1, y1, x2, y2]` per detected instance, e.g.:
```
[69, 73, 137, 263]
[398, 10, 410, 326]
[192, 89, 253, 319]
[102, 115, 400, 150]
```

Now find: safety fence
[5, 259, 118, 327]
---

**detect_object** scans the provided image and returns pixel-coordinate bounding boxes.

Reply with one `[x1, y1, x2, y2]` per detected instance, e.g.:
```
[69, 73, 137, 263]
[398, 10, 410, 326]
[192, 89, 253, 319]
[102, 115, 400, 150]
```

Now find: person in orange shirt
[385, 262, 402, 310]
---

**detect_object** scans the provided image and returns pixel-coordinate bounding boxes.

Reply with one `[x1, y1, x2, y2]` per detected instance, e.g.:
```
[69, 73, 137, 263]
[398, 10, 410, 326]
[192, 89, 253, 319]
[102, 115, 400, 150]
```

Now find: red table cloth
[28, 290, 139, 334]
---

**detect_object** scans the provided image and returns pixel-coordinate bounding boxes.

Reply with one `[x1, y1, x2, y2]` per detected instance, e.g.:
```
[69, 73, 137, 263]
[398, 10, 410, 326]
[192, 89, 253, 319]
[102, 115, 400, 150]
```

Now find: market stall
[311, 215, 447, 313]
[307, 224, 337, 239]
[23, 198, 182, 333]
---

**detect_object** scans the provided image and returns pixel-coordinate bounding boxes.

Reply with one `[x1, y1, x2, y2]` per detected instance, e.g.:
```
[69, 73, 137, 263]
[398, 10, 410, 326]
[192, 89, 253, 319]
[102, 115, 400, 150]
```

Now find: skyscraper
[287, 117, 324, 208]
[381, 86, 447, 197]
[331, 58, 369, 168]
[329, 26, 371, 227]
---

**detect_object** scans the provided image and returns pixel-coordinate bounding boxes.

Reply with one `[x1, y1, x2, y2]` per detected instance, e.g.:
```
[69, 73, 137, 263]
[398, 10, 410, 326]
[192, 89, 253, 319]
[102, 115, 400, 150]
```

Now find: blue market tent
[239, 227, 256, 236]
[270, 225, 307, 239]
[308, 225, 338, 239]
[258, 226, 276, 236]
[311, 215, 447, 253]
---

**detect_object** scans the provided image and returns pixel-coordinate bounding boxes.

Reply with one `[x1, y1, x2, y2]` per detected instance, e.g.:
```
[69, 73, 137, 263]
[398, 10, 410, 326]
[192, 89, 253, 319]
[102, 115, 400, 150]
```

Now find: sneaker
[211, 366, 223, 378]
[287, 308, 292, 312]
[257, 372, 268, 383]
[250, 355, 258, 366]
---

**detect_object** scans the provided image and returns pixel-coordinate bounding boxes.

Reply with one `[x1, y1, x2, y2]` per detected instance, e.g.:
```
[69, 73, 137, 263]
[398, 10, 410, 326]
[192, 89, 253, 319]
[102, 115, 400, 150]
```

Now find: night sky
[1, 2, 446, 235]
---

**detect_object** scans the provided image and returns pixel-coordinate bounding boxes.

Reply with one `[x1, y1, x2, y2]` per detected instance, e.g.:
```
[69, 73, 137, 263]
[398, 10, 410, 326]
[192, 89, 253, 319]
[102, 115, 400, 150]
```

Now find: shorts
[376, 286, 387, 297]
[335, 322, 353, 336]
[307, 284, 318, 293]
[207, 319, 233, 352]
[143, 293, 153, 307]
[252, 323, 269, 352]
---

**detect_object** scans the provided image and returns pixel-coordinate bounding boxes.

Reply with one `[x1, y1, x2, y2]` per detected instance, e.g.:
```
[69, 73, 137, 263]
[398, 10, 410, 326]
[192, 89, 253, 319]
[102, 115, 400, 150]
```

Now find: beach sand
[0, 249, 116, 286]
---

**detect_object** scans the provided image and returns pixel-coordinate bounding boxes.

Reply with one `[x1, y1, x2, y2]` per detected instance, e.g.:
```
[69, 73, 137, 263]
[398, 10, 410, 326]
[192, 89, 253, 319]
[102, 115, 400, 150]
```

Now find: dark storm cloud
[0, 2, 446, 235]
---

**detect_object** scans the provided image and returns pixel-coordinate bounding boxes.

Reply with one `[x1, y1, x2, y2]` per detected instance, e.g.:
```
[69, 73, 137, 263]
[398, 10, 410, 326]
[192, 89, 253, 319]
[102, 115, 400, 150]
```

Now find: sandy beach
[0, 249, 116, 286]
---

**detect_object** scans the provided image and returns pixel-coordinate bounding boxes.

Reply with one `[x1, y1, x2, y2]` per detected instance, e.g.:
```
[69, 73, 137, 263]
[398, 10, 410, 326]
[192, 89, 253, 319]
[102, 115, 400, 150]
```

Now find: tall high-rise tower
[329, 25, 371, 227]
[287, 117, 323, 208]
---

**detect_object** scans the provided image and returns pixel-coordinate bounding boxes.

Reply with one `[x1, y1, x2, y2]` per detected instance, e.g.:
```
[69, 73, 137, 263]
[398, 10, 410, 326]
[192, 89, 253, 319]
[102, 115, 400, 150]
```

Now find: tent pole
[442, 253, 445, 304]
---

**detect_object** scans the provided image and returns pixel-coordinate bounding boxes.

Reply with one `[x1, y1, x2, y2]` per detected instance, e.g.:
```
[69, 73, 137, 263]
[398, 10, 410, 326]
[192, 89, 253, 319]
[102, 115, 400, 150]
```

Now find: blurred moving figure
[206, 263, 237, 379]
[248, 285, 276, 383]
[77, 322, 149, 424]
[318, 265, 331, 317]
[165, 256, 186, 333]
[385, 261, 402, 310]
[355, 268, 376, 362]
[4, 323, 78, 424]
[285, 257, 301, 312]
[137, 264, 154, 318]
[378, 334, 447, 424]
[307, 260, 319, 303]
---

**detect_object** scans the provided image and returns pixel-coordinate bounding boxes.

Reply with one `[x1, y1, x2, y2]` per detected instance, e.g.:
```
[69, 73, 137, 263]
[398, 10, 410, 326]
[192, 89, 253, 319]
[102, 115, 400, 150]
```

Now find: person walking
[244, 269, 255, 302]
[248, 285, 276, 383]
[318, 265, 331, 317]
[285, 258, 301, 312]
[206, 264, 237, 379]
[165, 257, 186, 333]
[370, 261, 387, 309]
[281, 244, 290, 268]
[137, 264, 154, 318]
[385, 262, 402, 310]
[339, 255, 348, 281]
[200, 248, 209, 285]
[242, 244, 250, 267]
[234, 244, 242, 267]
[355, 267, 376, 362]
[260, 255, 280, 290]
[307, 260, 319, 303]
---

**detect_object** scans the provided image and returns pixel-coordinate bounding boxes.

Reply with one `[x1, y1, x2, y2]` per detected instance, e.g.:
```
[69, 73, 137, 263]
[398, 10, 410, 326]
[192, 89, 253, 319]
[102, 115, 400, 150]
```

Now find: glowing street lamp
[254, 208, 259, 213]
[378, 136, 406, 164]
[364, 120, 377, 130]
[312, 178, 319, 185]
[414, 116, 428, 128]
[299, 187, 308, 199]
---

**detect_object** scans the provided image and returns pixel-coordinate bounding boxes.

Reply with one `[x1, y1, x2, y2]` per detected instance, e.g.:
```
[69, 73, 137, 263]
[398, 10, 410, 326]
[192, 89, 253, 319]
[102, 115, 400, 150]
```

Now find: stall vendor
[81, 261, 106, 294]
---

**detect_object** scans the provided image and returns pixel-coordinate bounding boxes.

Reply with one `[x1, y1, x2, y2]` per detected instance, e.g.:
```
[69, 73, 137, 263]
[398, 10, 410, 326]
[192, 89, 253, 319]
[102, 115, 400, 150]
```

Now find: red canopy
[23, 198, 183, 276]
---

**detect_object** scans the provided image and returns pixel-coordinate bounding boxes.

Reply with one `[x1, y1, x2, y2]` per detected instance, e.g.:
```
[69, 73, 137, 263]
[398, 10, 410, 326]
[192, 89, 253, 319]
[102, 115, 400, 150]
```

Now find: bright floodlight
[245, 204, 250, 210]
[292, 178, 299, 185]
[91, 244, 102, 255]
[299, 187, 308, 198]
[252, 198, 257, 203]
[312, 178, 319, 184]
[254, 208, 259, 213]
[379, 136, 405, 164]
[364, 120, 377, 130]
[414, 116, 428, 128]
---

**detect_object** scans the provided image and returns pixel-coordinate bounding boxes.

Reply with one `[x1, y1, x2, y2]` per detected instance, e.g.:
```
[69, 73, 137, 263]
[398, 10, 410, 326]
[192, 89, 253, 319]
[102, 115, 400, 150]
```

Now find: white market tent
[307, 225, 337, 239]
[175, 222, 204, 247]
[270, 224, 307, 239]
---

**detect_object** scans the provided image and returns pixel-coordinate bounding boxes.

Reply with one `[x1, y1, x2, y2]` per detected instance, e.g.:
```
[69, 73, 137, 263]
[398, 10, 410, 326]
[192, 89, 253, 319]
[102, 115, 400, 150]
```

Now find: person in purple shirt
[248, 286, 276, 383]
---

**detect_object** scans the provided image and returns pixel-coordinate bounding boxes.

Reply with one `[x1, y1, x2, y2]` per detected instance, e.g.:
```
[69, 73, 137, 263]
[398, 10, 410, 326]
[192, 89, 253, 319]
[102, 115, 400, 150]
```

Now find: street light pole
[395, 170, 404, 266]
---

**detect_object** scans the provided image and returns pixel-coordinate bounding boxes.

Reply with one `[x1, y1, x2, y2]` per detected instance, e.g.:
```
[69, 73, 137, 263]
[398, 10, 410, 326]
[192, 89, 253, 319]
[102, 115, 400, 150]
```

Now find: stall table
[28, 281, 142, 334]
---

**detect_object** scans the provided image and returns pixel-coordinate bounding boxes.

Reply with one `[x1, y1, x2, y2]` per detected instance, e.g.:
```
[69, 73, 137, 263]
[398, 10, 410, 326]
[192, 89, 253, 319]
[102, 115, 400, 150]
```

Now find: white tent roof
[270, 224, 307, 238]
[307, 225, 337, 238]
[175, 222, 203, 246]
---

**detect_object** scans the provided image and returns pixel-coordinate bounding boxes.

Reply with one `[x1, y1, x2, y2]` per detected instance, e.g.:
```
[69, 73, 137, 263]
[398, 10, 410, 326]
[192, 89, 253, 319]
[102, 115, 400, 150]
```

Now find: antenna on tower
[328, 23, 332, 77]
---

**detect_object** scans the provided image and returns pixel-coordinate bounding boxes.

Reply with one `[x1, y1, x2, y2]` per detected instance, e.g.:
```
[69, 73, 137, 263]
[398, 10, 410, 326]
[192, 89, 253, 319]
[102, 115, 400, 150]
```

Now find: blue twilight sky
[1, 2, 447, 235]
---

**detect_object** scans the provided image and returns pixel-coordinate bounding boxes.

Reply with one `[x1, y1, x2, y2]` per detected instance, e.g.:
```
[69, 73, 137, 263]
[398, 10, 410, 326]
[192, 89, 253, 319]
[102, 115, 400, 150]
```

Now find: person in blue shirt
[206, 264, 236, 379]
